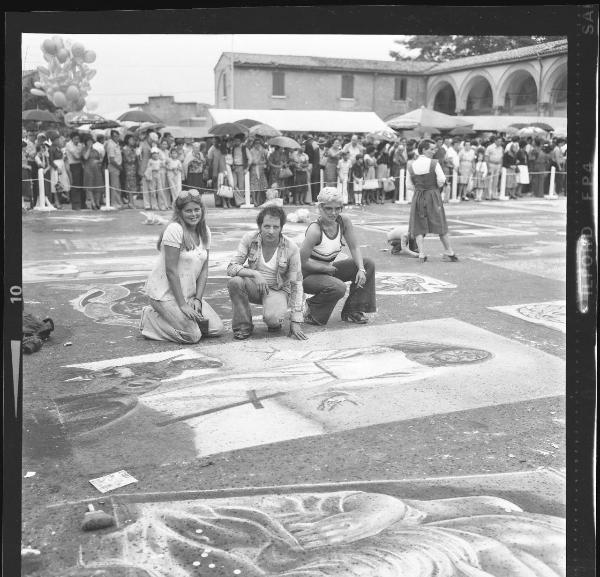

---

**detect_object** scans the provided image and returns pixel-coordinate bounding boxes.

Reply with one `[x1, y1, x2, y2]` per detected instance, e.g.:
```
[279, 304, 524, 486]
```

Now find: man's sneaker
[303, 302, 321, 326]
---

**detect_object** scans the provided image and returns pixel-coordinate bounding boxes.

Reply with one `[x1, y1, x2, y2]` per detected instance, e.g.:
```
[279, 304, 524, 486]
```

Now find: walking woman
[407, 139, 458, 263]
[183, 142, 205, 192]
[503, 141, 519, 199]
[362, 145, 378, 205]
[81, 134, 104, 209]
[458, 140, 476, 201]
[300, 187, 376, 326]
[529, 138, 551, 198]
[140, 189, 224, 343]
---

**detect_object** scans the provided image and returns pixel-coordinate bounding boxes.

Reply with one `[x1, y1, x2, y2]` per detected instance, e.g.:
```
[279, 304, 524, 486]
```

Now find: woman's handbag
[279, 166, 293, 180]
[363, 178, 379, 190]
[383, 178, 396, 193]
[217, 184, 234, 198]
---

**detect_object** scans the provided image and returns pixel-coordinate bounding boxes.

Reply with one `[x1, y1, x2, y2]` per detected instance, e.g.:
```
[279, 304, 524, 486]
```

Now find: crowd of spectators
[21, 128, 566, 211]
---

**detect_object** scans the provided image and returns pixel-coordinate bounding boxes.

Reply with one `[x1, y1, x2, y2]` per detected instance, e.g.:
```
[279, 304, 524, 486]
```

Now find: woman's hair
[256, 205, 287, 228]
[317, 186, 344, 204]
[417, 139, 435, 155]
[470, 139, 478, 146]
[156, 190, 209, 251]
[365, 145, 375, 155]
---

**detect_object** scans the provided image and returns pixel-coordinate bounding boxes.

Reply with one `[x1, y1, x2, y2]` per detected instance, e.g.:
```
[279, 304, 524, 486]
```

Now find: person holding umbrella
[406, 139, 458, 263]
[248, 137, 269, 206]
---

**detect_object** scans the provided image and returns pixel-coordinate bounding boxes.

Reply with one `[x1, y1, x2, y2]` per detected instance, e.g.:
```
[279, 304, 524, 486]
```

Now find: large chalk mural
[488, 301, 566, 333]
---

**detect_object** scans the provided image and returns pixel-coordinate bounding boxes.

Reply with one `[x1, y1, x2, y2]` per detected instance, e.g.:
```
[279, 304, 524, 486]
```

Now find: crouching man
[227, 205, 308, 341]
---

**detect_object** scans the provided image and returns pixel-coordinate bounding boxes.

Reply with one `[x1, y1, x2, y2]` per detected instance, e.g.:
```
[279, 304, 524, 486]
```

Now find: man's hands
[355, 268, 366, 288]
[179, 301, 204, 323]
[289, 321, 308, 340]
[252, 271, 270, 295]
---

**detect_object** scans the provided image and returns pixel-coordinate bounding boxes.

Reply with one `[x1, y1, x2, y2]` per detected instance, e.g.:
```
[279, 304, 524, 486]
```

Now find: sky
[22, 34, 412, 116]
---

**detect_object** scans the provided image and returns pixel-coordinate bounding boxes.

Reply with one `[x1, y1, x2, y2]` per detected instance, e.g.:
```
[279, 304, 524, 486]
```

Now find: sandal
[341, 312, 368, 324]
[442, 253, 459, 262]
[233, 331, 252, 340]
[419, 255, 428, 263]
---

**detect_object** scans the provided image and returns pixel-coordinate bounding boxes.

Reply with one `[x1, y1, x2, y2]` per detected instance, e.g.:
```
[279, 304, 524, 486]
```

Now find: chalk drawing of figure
[76, 490, 565, 577]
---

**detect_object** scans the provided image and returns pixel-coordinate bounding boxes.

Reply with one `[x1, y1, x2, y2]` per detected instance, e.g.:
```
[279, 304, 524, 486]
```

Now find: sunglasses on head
[177, 189, 202, 204]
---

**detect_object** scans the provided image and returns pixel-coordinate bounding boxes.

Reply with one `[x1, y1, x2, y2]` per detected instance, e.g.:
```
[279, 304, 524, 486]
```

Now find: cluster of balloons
[30, 36, 98, 112]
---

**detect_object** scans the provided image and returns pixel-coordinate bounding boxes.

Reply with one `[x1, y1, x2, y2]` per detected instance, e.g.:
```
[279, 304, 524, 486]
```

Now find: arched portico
[497, 66, 539, 115]
[541, 59, 567, 116]
[428, 78, 458, 115]
[460, 72, 495, 115]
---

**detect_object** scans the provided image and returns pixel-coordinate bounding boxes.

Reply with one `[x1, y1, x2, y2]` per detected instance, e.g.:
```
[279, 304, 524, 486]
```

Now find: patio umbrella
[268, 135, 301, 149]
[530, 122, 555, 132]
[209, 122, 249, 137]
[118, 110, 164, 123]
[507, 123, 529, 130]
[517, 126, 549, 138]
[448, 126, 476, 136]
[387, 106, 473, 132]
[64, 111, 107, 126]
[89, 119, 122, 130]
[22, 109, 60, 123]
[248, 123, 281, 138]
[236, 118, 262, 129]
[136, 122, 166, 135]
[366, 129, 398, 142]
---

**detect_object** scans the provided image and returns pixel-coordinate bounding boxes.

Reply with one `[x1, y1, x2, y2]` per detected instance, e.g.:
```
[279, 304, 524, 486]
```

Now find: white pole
[320, 168, 324, 192]
[101, 168, 116, 211]
[240, 169, 254, 208]
[33, 168, 55, 211]
[498, 167, 509, 201]
[545, 166, 558, 199]
[395, 168, 408, 204]
[449, 168, 460, 203]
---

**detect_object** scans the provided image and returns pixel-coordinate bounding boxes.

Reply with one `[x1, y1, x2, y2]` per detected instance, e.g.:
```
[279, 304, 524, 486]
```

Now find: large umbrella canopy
[448, 126, 476, 136]
[118, 109, 164, 123]
[64, 111, 107, 126]
[530, 122, 555, 132]
[517, 126, 549, 138]
[387, 107, 473, 132]
[248, 123, 281, 138]
[235, 118, 262, 129]
[209, 122, 249, 137]
[507, 123, 529, 130]
[136, 121, 166, 134]
[268, 135, 301, 149]
[89, 119, 121, 130]
[366, 129, 398, 142]
[22, 109, 60, 123]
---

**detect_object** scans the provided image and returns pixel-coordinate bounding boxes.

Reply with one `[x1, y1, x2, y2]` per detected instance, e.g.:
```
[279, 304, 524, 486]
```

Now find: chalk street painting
[488, 301, 566, 333]
[375, 272, 457, 295]
[55, 471, 566, 577]
[58, 319, 564, 458]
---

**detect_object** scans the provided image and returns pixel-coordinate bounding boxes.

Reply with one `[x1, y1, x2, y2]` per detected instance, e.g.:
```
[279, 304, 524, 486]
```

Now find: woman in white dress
[140, 189, 224, 343]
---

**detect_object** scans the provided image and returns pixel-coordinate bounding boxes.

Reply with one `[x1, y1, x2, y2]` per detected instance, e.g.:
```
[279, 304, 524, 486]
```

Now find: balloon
[66, 85, 80, 101]
[86, 100, 98, 111]
[30, 88, 46, 97]
[33, 81, 43, 88]
[42, 38, 57, 55]
[53, 91, 67, 108]
[56, 48, 69, 63]
[86, 69, 97, 80]
[43, 53, 53, 63]
[52, 36, 64, 49]
[71, 42, 85, 58]
[83, 50, 96, 63]
[36, 65, 50, 75]
[75, 97, 86, 111]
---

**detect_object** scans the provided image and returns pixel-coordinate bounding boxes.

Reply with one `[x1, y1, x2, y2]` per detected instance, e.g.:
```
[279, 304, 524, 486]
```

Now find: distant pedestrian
[121, 134, 138, 208]
[472, 150, 488, 202]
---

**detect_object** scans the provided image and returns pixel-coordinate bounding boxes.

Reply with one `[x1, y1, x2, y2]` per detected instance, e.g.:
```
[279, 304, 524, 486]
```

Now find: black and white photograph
[4, 7, 597, 577]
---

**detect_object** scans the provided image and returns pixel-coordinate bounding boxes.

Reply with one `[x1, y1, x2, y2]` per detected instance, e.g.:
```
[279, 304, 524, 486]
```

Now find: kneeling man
[227, 205, 307, 340]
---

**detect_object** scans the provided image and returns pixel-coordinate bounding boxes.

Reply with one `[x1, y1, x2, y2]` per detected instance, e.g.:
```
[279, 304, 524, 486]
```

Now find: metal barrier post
[395, 169, 408, 204]
[498, 167, 509, 201]
[449, 168, 460, 203]
[545, 166, 558, 199]
[320, 168, 324, 191]
[240, 170, 254, 208]
[101, 168, 116, 211]
[33, 168, 55, 211]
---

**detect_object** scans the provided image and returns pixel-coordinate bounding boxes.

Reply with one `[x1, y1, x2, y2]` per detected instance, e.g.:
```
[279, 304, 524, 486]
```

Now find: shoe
[419, 255, 428, 263]
[341, 312, 368, 324]
[302, 302, 321, 326]
[233, 331, 252, 340]
[442, 253, 459, 262]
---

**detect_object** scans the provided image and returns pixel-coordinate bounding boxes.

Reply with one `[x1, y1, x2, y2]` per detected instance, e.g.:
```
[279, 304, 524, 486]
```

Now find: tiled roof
[222, 52, 434, 74]
[428, 39, 568, 73]
[221, 40, 567, 76]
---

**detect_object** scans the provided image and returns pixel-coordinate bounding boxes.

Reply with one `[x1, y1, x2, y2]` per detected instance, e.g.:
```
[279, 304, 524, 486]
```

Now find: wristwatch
[359, 267, 366, 273]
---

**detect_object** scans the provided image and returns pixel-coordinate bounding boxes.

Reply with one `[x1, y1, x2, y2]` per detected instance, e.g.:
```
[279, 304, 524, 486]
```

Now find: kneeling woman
[140, 189, 224, 343]
[301, 187, 376, 325]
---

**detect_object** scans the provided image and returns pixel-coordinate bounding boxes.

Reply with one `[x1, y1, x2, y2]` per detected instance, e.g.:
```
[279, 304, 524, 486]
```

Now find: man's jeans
[228, 277, 289, 335]
[303, 257, 376, 325]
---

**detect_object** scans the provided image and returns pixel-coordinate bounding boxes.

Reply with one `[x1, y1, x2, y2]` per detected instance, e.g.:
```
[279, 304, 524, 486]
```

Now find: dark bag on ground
[23, 313, 55, 354]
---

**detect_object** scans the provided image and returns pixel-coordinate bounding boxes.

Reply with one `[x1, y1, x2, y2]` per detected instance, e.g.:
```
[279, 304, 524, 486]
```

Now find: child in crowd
[352, 154, 365, 206]
[472, 150, 488, 202]
[144, 148, 166, 210]
[337, 151, 352, 205]
[387, 227, 419, 257]
[166, 148, 183, 204]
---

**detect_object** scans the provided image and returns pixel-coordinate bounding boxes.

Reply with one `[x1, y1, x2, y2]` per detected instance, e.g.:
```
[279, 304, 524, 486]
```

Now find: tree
[22, 71, 56, 112]
[390, 36, 566, 62]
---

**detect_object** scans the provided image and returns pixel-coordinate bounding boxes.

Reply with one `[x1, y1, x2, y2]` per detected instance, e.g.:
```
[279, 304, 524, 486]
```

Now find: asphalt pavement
[19, 196, 566, 575]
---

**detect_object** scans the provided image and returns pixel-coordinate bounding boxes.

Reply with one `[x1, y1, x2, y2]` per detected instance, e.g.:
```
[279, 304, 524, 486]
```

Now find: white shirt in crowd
[405, 155, 447, 190]
[445, 146, 460, 170]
